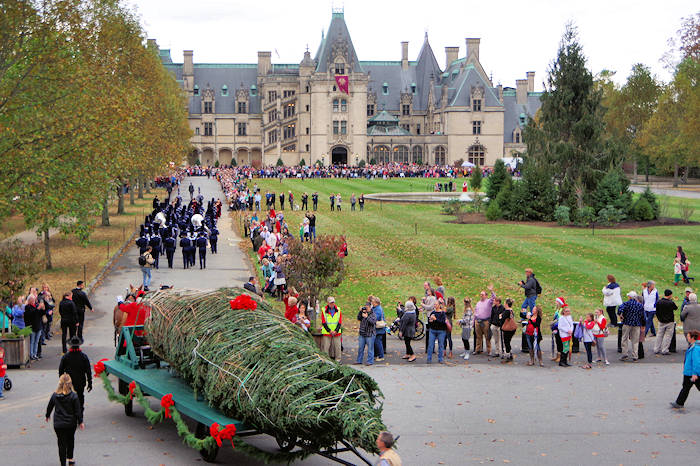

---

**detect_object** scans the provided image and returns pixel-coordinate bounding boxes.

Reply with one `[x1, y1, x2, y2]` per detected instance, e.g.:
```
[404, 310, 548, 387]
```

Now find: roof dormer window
[193, 85, 199, 96]
[382, 83, 389, 95]
[221, 85, 228, 97]
[411, 83, 417, 94]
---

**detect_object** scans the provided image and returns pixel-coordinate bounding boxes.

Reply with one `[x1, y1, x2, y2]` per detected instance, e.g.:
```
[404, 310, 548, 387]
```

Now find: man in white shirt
[642, 280, 658, 337]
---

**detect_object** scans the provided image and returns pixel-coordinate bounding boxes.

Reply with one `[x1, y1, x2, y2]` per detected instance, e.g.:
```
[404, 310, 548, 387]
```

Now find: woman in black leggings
[46, 373, 85, 466]
[500, 299, 517, 362]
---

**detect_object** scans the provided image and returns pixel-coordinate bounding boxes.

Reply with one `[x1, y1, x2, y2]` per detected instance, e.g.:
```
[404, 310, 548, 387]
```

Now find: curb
[86, 231, 138, 297]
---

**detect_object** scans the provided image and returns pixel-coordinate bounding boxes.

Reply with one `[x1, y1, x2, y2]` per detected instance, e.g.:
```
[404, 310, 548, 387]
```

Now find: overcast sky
[129, 0, 693, 89]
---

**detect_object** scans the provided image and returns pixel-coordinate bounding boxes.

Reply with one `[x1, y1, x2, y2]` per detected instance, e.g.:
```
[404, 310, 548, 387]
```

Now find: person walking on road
[71, 281, 93, 343]
[45, 373, 85, 466]
[371, 297, 386, 362]
[58, 292, 78, 354]
[320, 297, 342, 362]
[139, 246, 155, 291]
[602, 274, 623, 353]
[670, 330, 700, 409]
[376, 431, 402, 466]
[58, 337, 92, 417]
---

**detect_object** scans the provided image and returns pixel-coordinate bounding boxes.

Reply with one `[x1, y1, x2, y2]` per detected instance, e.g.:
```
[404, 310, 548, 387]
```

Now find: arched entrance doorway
[331, 146, 348, 166]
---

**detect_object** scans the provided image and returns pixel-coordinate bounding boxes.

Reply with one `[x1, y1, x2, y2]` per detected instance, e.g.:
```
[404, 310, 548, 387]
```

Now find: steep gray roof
[314, 11, 362, 73]
[413, 36, 442, 110]
[502, 92, 542, 142]
[447, 65, 502, 108]
[364, 62, 414, 111]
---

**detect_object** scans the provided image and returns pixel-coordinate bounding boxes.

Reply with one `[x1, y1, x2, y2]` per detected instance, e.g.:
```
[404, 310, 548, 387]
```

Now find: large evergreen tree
[485, 159, 509, 201]
[525, 23, 608, 208]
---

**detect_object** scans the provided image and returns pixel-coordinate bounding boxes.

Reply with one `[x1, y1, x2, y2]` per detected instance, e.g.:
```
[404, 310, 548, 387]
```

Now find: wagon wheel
[118, 379, 134, 416]
[275, 434, 296, 452]
[413, 320, 425, 340]
[196, 422, 219, 462]
[4, 377, 12, 391]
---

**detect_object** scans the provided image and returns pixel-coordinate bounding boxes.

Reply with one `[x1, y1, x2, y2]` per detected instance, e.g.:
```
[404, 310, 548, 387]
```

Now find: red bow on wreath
[128, 381, 136, 399]
[94, 358, 109, 377]
[210, 422, 237, 448]
[160, 393, 174, 418]
[230, 294, 257, 311]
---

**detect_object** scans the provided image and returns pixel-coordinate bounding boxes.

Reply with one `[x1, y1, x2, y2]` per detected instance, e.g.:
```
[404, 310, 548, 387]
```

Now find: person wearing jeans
[655, 289, 678, 355]
[519, 268, 539, 312]
[593, 309, 609, 364]
[356, 306, 376, 365]
[24, 297, 42, 360]
[473, 285, 496, 354]
[427, 304, 448, 363]
[670, 330, 700, 409]
[642, 281, 658, 337]
[371, 297, 386, 361]
[140, 246, 155, 291]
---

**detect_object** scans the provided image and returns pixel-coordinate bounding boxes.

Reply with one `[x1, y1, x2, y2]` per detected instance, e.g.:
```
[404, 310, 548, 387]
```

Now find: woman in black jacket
[24, 296, 42, 360]
[46, 373, 85, 466]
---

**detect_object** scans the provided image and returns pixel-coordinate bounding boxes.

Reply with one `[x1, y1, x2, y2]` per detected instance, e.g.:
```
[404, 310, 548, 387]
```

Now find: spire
[315, 11, 362, 73]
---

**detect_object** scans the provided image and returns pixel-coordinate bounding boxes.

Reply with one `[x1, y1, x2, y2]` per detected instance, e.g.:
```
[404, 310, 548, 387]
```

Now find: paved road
[630, 185, 700, 199]
[2, 176, 698, 465]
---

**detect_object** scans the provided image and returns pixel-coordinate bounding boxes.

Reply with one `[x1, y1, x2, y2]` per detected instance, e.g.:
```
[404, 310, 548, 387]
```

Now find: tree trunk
[129, 177, 135, 205]
[682, 166, 689, 184]
[145, 174, 151, 194]
[632, 159, 638, 183]
[117, 183, 125, 214]
[645, 157, 650, 183]
[101, 196, 110, 226]
[673, 163, 679, 188]
[137, 175, 144, 199]
[43, 229, 52, 270]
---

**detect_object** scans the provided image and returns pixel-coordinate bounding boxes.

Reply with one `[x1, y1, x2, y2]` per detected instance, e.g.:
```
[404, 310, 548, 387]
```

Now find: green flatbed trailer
[103, 325, 373, 465]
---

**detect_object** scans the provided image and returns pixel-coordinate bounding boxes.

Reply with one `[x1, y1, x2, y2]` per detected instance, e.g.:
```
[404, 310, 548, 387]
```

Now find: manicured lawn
[245, 177, 700, 323]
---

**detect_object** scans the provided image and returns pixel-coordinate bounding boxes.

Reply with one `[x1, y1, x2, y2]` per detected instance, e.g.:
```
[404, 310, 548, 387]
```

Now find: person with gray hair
[681, 293, 700, 338]
[376, 431, 401, 466]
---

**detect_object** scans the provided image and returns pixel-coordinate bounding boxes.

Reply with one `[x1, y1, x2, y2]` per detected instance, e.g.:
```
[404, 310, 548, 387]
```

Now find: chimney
[445, 46, 459, 69]
[183, 50, 193, 76]
[258, 51, 271, 76]
[526, 71, 535, 92]
[516, 79, 528, 105]
[466, 38, 480, 61]
[401, 41, 409, 70]
[497, 84, 503, 103]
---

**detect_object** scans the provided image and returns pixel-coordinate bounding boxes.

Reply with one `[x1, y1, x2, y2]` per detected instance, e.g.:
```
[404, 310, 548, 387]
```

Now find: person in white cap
[617, 291, 646, 362]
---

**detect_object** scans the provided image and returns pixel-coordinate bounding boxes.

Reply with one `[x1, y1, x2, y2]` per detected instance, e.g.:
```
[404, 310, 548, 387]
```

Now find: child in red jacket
[0, 346, 7, 399]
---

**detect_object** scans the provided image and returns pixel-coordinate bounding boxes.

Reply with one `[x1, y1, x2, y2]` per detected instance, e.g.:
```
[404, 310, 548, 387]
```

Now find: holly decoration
[229, 294, 257, 311]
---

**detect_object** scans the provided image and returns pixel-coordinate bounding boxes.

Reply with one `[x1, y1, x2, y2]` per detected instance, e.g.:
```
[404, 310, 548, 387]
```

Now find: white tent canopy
[501, 157, 523, 169]
[461, 161, 476, 168]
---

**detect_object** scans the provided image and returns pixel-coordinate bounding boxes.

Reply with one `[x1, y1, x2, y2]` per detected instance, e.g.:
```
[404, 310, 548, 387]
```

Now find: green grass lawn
[245, 177, 700, 323]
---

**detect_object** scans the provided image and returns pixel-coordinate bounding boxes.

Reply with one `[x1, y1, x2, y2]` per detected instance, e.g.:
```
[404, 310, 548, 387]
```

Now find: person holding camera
[519, 268, 539, 313]
[356, 305, 377, 366]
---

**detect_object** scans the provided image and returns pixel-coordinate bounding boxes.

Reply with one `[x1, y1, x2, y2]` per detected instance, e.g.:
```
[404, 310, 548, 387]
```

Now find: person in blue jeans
[427, 303, 448, 363]
[355, 306, 376, 365]
[372, 297, 386, 361]
[519, 268, 539, 313]
[642, 281, 658, 337]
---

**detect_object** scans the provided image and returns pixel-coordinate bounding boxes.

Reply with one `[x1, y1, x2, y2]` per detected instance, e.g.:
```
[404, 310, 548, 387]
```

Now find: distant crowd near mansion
[157, 10, 542, 168]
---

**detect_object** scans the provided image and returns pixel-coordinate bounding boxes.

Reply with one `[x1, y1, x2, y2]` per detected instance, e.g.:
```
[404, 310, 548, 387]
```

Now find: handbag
[375, 320, 386, 329]
[502, 311, 517, 332]
[573, 322, 584, 340]
[42, 315, 48, 324]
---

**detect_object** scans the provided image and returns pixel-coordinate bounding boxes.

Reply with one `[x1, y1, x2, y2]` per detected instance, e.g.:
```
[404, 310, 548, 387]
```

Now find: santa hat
[556, 297, 568, 308]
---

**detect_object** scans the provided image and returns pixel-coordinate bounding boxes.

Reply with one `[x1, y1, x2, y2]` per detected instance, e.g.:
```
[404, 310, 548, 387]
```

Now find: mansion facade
[158, 10, 542, 168]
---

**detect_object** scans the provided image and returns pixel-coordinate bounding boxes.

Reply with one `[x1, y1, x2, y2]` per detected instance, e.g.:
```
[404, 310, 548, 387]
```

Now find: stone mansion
[158, 10, 542, 167]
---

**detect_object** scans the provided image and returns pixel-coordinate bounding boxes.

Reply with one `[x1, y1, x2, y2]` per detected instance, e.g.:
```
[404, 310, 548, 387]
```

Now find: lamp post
[355, 155, 359, 166]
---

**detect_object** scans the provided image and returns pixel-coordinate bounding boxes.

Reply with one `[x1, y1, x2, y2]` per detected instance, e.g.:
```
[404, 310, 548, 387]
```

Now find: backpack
[138, 255, 147, 266]
[534, 278, 542, 295]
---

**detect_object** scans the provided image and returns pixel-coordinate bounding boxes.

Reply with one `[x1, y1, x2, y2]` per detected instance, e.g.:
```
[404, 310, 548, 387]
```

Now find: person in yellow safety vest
[321, 297, 342, 362]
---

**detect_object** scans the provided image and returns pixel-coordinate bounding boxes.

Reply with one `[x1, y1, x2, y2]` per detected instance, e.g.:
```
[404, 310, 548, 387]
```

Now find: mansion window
[333, 99, 339, 112]
[411, 83, 417, 94]
[195, 127, 200, 135]
[367, 104, 375, 116]
[472, 99, 482, 112]
[203, 122, 213, 136]
[515, 132, 521, 143]
[268, 129, 278, 145]
[237, 123, 247, 136]
[416, 124, 421, 135]
[472, 121, 482, 135]
[237, 101, 247, 113]
[401, 124, 410, 132]
[402, 104, 410, 116]
[204, 101, 213, 114]
[221, 85, 228, 97]
[283, 90, 295, 98]
[193, 85, 199, 96]
[283, 102, 295, 118]
[283, 144, 296, 152]
[332, 120, 347, 135]
[373, 145, 390, 164]
[335, 62, 345, 75]
[341, 99, 347, 112]
[268, 91, 277, 101]
[305, 144, 310, 152]
[468, 144, 485, 166]
[434, 145, 446, 165]
[305, 104, 309, 111]
[382, 83, 389, 95]
[305, 127, 309, 134]
[393, 145, 409, 164]
[283, 124, 295, 139]
[412, 146, 422, 164]
[268, 110, 278, 123]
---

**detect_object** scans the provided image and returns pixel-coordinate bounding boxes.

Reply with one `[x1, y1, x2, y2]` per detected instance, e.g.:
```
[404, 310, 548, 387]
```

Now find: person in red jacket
[284, 290, 299, 322]
[0, 346, 7, 400]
